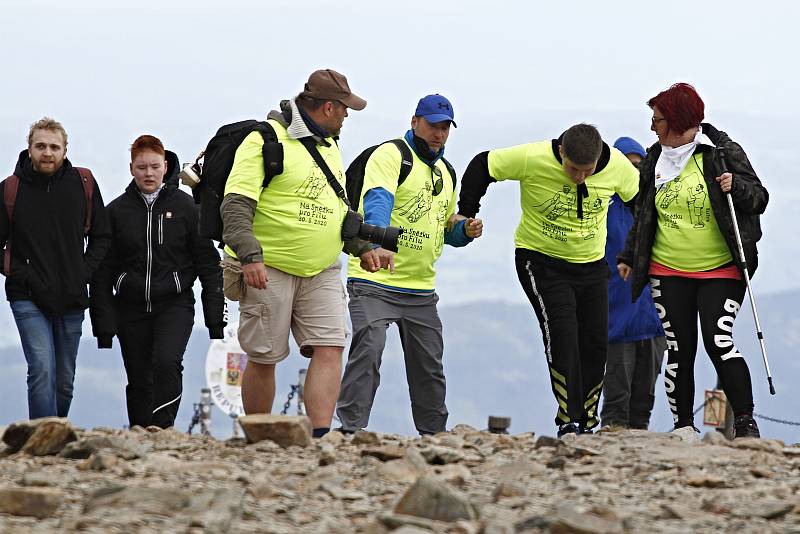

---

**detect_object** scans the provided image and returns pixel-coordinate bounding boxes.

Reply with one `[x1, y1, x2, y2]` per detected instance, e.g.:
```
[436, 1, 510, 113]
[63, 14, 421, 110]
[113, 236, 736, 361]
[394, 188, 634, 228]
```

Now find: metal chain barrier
[692, 398, 710, 417]
[680, 400, 800, 429]
[660, 398, 800, 432]
[281, 385, 299, 415]
[753, 413, 800, 427]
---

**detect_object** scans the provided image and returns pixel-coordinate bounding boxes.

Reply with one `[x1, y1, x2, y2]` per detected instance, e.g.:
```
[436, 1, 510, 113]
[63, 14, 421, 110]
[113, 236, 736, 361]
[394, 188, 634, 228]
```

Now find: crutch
[717, 147, 775, 395]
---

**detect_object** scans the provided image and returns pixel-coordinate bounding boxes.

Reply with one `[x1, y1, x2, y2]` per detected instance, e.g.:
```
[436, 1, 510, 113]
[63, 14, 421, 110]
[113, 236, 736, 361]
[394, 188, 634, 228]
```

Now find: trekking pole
[717, 147, 775, 395]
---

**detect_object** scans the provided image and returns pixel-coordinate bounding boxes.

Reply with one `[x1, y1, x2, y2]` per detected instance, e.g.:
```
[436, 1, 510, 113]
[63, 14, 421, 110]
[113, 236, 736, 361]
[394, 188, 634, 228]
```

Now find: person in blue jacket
[600, 137, 666, 429]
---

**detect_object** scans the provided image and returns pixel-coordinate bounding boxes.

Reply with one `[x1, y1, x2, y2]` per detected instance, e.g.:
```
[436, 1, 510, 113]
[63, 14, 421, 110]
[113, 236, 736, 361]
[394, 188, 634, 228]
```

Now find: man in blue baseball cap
[414, 94, 459, 127]
[336, 94, 482, 435]
[600, 137, 666, 429]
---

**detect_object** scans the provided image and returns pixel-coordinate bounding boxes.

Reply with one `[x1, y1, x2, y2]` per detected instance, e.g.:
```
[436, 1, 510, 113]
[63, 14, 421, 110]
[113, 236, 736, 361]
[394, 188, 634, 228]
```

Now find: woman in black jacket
[618, 83, 768, 439]
[90, 135, 225, 429]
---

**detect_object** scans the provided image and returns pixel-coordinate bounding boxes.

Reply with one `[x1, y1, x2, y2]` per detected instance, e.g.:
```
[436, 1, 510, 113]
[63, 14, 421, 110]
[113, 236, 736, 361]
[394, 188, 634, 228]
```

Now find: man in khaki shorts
[221, 69, 369, 437]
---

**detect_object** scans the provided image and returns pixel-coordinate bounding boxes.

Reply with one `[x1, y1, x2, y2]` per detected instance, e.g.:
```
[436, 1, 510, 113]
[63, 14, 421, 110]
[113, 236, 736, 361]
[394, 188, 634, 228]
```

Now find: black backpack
[345, 139, 457, 211]
[189, 120, 283, 242]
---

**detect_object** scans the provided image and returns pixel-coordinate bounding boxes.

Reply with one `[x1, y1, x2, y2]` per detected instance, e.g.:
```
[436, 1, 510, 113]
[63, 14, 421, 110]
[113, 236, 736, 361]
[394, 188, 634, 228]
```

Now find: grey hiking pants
[600, 337, 666, 429]
[336, 281, 448, 435]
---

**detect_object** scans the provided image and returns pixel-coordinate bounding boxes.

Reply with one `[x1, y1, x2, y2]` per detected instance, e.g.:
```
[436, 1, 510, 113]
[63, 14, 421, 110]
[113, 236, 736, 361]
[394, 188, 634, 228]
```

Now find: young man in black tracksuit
[455, 124, 639, 437]
[90, 135, 225, 429]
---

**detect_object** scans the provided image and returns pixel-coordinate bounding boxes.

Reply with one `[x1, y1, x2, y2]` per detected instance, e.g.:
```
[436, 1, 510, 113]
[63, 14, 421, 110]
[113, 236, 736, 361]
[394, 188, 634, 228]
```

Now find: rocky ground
[0, 416, 799, 533]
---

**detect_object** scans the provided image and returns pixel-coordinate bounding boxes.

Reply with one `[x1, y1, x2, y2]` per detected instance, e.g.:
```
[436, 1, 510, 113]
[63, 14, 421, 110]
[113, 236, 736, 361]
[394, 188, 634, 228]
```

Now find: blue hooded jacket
[605, 194, 664, 343]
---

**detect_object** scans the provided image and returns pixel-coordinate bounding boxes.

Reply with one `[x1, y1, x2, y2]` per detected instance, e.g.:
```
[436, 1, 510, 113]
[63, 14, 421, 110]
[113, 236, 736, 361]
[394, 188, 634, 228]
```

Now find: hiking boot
[557, 422, 580, 438]
[733, 414, 761, 439]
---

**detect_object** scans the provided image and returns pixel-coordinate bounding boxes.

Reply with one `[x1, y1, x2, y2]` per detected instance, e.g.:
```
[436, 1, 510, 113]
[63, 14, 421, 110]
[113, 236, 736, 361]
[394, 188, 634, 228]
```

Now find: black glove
[97, 335, 114, 349]
[209, 326, 225, 340]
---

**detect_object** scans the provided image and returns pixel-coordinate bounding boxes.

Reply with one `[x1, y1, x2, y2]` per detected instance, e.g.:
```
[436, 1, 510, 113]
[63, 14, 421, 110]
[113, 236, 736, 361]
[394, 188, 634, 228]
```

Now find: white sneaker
[671, 425, 700, 443]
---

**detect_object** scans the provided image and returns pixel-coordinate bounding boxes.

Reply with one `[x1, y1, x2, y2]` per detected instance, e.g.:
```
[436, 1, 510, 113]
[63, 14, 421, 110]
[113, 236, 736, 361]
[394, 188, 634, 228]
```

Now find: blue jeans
[10, 300, 85, 419]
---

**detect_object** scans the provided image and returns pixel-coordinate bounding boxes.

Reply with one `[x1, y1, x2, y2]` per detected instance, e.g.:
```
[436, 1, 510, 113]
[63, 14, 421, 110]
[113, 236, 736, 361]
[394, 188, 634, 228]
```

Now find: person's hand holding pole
[716, 172, 733, 193]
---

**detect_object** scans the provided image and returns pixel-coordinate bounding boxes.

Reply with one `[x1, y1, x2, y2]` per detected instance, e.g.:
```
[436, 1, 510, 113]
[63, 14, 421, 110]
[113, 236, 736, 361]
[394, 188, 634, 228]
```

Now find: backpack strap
[257, 122, 282, 189]
[441, 157, 457, 191]
[75, 167, 95, 234]
[3, 175, 20, 276]
[387, 140, 453, 191]
[387, 139, 414, 187]
[258, 121, 278, 144]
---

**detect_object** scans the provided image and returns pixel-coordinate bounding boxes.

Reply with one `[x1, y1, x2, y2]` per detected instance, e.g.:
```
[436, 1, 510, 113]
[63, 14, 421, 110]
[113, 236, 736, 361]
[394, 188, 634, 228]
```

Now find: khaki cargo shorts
[237, 260, 348, 365]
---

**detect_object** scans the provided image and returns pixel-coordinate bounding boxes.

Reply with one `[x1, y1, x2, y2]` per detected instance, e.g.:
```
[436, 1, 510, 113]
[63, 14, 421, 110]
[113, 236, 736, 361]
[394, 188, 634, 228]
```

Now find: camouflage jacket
[618, 123, 768, 302]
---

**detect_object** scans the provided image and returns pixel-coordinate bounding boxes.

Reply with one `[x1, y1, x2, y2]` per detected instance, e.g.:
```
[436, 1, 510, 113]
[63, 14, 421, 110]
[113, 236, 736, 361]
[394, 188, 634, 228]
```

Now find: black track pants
[649, 275, 754, 426]
[515, 249, 608, 430]
[116, 294, 195, 428]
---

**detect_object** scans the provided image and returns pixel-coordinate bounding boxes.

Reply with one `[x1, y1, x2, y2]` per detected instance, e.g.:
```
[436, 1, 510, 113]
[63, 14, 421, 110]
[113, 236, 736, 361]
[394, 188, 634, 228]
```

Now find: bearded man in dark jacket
[0, 117, 111, 419]
[90, 135, 225, 429]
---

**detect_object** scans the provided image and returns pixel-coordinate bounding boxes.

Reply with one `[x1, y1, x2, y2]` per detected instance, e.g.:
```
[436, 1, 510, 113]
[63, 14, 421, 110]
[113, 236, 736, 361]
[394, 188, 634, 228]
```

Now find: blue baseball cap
[414, 94, 457, 127]
[613, 136, 646, 158]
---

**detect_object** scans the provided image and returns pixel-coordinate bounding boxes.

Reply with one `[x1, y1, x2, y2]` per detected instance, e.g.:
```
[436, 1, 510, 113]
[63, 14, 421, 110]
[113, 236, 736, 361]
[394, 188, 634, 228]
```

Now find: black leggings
[649, 275, 754, 426]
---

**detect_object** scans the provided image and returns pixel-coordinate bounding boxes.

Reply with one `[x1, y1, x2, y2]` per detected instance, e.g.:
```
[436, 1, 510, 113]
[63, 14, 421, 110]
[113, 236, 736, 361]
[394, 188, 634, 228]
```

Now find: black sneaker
[733, 414, 760, 439]
[333, 427, 356, 435]
[557, 422, 580, 438]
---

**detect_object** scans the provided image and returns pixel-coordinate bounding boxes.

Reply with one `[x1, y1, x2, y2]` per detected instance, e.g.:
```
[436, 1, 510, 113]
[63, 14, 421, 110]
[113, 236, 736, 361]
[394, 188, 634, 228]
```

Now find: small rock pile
[0, 415, 799, 533]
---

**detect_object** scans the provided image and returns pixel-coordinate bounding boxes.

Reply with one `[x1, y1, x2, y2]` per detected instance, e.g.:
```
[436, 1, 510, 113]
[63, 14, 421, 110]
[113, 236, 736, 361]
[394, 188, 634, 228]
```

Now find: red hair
[130, 134, 165, 161]
[647, 83, 705, 135]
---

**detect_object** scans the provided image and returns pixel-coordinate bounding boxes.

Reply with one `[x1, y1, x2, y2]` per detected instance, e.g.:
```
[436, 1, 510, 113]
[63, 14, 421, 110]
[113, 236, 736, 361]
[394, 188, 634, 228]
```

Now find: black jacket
[618, 123, 768, 301]
[90, 151, 225, 347]
[0, 151, 111, 315]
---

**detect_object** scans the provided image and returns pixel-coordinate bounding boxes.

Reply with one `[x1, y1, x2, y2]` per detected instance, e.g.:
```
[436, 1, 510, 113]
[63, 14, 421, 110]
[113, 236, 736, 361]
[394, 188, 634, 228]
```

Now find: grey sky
[0, 0, 797, 345]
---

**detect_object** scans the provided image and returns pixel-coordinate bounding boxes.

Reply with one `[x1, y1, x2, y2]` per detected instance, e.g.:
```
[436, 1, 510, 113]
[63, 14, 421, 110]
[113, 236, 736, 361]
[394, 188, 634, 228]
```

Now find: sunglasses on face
[431, 165, 444, 196]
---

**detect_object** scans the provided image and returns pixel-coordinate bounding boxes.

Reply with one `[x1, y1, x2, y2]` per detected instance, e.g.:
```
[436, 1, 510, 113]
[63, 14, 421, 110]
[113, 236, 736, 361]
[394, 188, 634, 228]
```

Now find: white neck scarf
[140, 183, 164, 205]
[654, 127, 715, 187]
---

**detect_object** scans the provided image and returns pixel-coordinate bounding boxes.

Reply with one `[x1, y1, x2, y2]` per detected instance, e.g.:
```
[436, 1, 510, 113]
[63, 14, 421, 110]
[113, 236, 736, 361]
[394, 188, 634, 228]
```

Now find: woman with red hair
[90, 135, 225, 429]
[618, 83, 768, 439]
